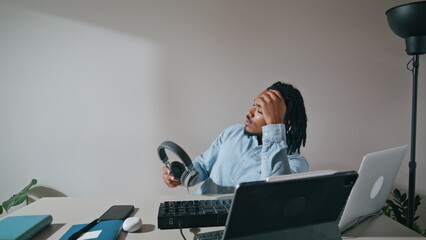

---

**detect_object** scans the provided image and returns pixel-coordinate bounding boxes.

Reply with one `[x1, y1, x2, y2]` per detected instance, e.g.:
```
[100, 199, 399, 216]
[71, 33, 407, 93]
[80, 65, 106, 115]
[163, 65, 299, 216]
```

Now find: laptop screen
[338, 145, 407, 232]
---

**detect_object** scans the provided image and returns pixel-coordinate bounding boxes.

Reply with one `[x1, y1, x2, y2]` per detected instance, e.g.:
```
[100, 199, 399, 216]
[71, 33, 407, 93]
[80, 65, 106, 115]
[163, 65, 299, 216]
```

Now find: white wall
[1, 0, 425, 210]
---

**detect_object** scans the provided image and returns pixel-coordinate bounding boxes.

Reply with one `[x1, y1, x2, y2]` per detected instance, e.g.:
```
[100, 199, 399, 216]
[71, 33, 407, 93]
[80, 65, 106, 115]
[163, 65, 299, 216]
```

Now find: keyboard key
[158, 199, 232, 229]
[196, 230, 224, 240]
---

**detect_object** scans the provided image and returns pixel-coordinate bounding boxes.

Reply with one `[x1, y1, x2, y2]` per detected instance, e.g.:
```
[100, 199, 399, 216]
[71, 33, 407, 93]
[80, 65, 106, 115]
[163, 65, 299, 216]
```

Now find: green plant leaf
[403, 200, 408, 208]
[394, 189, 402, 198]
[393, 192, 403, 206]
[413, 223, 424, 236]
[2, 194, 27, 212]
[415, 195, 422, 210]
[20, 179, 37, 194]
[0, 205, 3, 214]
[388, 200, 406, 224]
[382, 205, 392, 217]
[415, 195, 422, 202]
[1, 179, 37, 212]
[401, 193, 407, 202]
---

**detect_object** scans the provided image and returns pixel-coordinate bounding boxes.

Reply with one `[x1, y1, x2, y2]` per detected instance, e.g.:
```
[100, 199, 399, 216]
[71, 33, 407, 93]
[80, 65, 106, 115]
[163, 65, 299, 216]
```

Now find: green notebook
[0, 215, 53, 240]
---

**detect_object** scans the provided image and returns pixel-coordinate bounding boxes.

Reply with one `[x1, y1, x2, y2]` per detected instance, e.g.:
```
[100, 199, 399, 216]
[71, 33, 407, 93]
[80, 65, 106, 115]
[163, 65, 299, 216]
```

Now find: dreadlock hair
[267, 81, 307, 154]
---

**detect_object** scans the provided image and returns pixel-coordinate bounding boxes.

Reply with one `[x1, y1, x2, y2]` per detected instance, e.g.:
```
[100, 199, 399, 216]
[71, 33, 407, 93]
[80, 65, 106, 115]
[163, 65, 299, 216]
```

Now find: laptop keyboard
[196, 230, 225, 240]
[157, 199, 232, 229]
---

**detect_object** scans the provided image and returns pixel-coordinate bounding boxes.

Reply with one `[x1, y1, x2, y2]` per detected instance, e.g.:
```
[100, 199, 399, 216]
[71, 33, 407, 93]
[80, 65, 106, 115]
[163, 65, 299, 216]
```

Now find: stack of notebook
[0, 215, 52, 240]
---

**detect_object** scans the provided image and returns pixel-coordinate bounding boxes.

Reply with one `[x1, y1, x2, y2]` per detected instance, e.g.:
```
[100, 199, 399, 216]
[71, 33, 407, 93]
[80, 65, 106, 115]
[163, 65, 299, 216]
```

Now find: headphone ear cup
[169, 161, 186, 180]
[181, 167, 199, 187]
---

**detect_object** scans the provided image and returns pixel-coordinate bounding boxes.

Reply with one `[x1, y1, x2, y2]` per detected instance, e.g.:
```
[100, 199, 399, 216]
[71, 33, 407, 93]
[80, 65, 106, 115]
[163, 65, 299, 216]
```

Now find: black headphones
[157, 141, 199, 187]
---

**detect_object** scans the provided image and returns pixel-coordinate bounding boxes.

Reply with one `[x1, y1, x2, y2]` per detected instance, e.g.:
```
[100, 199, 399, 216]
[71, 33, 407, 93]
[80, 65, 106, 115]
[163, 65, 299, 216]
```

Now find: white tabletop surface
[1, 195, 424, 240]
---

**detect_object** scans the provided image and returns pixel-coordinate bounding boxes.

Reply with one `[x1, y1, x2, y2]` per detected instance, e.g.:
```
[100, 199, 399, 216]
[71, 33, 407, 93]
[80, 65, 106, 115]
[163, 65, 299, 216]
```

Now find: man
[162, 81, 309, 194]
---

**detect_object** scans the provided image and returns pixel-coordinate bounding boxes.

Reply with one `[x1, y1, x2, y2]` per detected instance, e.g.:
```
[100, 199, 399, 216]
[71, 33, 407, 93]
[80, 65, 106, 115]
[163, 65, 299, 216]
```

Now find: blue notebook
[0, 215, 53, 240]
[60, 220, 123, 240]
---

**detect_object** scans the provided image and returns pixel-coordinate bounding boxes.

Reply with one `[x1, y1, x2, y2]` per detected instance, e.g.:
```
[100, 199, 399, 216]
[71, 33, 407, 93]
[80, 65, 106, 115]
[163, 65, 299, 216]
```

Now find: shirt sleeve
[191, 131, 223, 184]
[260, 124, 309, 178]
[288, 152, 309, 173]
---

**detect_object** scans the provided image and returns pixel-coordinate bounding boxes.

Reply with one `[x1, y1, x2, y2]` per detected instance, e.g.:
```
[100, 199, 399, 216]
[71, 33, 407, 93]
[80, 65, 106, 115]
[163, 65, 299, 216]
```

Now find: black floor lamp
[386, 1, 426, 229]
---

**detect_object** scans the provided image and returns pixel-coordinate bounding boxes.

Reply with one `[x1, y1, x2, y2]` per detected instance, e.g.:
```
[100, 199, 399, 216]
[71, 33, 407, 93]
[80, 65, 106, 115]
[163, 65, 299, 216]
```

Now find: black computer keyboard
[196, 230, 225, 240]
[157, 199, 232, 229]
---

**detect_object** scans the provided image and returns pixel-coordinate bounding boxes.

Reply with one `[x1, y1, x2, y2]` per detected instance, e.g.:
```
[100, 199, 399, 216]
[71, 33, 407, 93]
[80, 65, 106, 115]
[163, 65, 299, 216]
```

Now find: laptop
[338, 145, 408, 232]
[196, 171, 358, 240]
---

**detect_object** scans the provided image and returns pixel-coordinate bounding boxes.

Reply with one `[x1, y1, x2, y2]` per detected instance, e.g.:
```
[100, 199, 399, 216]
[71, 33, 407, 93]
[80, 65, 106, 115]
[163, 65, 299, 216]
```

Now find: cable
[178, 219, 187, 240]
[407, 57, 414, 71]
[340, 210, 383, 234]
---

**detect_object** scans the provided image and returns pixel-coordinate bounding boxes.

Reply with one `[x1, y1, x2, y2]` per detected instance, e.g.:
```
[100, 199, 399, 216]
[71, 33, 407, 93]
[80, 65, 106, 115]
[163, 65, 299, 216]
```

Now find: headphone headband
[157, 141, 193, 168]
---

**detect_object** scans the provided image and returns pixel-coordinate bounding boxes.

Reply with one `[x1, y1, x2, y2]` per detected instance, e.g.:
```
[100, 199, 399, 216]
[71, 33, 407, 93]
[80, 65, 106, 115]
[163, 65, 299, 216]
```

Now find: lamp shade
[386, 1, 426, 55]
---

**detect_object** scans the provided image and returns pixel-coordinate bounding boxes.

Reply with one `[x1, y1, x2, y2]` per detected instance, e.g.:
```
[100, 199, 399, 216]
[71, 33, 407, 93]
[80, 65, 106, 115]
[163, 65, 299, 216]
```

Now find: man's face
[244, 90, 268, 135]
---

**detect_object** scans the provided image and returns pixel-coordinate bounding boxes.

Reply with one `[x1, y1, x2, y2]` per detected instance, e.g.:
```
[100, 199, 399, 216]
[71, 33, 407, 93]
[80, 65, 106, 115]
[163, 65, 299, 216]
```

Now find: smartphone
[99, 205, 134, 221]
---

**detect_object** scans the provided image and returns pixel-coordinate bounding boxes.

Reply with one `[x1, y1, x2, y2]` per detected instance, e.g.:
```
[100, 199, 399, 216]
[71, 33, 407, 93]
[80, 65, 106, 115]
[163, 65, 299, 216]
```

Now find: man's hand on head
[255, 89, 286, 125]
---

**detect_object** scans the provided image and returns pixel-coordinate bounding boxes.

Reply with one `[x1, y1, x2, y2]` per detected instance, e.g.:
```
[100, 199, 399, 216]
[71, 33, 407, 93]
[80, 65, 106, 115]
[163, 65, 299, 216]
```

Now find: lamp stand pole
[385, 0, 426, 230]
[407, 54, 419, 229]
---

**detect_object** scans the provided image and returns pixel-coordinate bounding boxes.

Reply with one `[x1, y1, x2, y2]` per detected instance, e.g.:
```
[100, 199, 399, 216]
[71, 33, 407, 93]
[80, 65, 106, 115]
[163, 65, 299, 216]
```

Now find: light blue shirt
[192, 124, 309, 194]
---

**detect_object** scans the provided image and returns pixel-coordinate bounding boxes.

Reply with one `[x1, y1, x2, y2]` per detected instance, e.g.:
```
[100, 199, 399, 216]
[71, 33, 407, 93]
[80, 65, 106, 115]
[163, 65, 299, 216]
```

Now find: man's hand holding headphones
[158, 141, 199, 188]
[162, 166, 181, 188]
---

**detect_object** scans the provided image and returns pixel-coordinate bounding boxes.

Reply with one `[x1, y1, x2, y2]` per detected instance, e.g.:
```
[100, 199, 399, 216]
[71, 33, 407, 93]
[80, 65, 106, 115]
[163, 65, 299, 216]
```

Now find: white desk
[1, 195, 424, 240]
